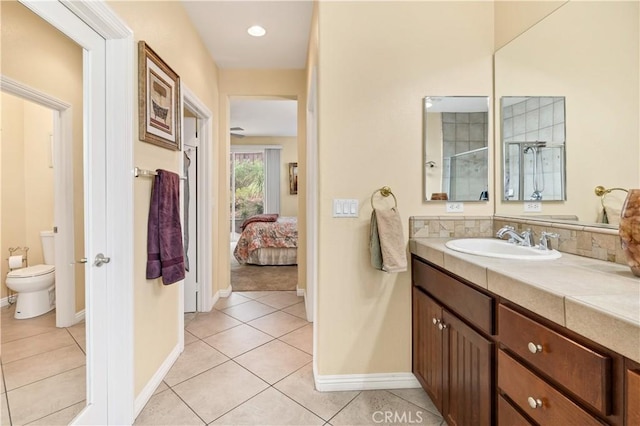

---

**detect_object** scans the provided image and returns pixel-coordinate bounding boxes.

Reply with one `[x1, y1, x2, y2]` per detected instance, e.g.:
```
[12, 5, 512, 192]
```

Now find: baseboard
[314, 372, 421, 392]
[219, 285, 232, 297]
[1, 296, 9, 308]
[75, 309, 85, 323]
[296, 287, 305, 297]
[134, 343, 182, 418]
[210, 291, 220, 310]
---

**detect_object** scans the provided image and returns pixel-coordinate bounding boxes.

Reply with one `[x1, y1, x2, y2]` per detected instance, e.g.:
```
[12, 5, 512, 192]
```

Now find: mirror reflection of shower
[502, 96, 566, 201]
[523, 142, 546, 200]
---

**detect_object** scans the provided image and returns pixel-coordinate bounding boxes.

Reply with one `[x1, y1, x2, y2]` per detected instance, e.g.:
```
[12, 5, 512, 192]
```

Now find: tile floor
[1, 291, 445, 425]
[1, 305, 86, 426]
[136, 290, 445, 426]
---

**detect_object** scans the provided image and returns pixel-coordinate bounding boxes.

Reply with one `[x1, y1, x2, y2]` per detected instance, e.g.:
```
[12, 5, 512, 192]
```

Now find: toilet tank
[40, 231, 55, 265]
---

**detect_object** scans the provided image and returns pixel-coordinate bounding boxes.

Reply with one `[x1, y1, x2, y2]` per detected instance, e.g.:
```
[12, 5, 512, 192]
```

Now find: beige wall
[316, 1, 494, 375]
[494, 1, 639, 222]
[1, 94, 27, 297]
[107, 1, 220, 397]
[1, 0, 85, 311]
[23, 101, 55, 266]
[1, 95, 54, 283]
[219, 70, 307, 292]
[494, 1, 567, 50]
[424, 112, 443, 198]
[231, 136, 299, 217]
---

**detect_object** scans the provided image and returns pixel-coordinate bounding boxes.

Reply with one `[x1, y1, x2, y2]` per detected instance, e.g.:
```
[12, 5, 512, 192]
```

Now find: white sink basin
[445, 238, 562, 260]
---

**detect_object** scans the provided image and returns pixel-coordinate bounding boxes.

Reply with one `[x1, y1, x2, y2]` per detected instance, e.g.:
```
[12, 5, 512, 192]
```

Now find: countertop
[410, 237, 640, 363]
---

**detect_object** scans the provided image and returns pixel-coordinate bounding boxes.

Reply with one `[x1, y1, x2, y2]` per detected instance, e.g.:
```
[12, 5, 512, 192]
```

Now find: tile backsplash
[410, 216, 493, 239]
[410, 215, 627, 266]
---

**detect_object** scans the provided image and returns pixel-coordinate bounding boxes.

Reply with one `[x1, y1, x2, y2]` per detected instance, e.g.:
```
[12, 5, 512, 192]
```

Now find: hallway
[136, 291, 445, 425]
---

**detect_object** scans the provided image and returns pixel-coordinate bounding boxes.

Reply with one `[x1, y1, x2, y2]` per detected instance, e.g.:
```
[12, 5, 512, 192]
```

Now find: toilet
[6, 231, 56, 319]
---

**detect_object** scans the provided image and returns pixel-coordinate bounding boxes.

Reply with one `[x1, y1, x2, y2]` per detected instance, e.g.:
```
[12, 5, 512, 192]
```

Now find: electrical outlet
[446, 202, 464, 213]
[524, 201, 542, 212]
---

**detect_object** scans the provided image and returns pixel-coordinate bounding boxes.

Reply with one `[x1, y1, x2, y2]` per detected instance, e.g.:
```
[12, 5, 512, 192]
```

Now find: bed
[233, 215, 298, 265]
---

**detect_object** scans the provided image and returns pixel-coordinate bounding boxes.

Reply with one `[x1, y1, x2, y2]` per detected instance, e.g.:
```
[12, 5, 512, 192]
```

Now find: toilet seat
[7, 264, 55, 278]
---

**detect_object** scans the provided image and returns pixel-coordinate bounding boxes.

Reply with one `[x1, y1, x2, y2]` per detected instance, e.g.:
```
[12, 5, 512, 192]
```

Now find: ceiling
[181, 1, 313, 138]
[230, 98, 297, 137]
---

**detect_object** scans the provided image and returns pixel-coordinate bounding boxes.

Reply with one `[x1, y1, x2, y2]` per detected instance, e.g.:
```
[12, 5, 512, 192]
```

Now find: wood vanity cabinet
[411, 254, 633, 426]
[412, 256, 494, 425]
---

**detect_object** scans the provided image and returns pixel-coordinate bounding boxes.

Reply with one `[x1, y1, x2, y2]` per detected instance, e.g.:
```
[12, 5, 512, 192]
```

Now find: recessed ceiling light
[247, 25, 266, 37]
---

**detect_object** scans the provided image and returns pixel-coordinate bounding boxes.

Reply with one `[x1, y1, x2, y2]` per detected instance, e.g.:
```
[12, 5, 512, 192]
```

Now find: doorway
[0, 82, 81, 329]
[10, 0, 136, 424]
[182, 110, 200, 313]
[181, 87, 214, 316]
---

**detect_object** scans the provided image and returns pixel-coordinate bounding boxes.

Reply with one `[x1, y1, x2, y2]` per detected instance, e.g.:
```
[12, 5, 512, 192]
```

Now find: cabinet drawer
[498, 394, 533, 426]
[412, 257, 493, 334]
[498, 304, 611, 414]
[498, 350, 605, 426]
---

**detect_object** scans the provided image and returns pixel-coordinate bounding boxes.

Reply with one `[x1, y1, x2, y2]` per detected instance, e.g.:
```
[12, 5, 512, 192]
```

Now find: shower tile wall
[442, 112, 488, 200]
[503, 97, 565, 200]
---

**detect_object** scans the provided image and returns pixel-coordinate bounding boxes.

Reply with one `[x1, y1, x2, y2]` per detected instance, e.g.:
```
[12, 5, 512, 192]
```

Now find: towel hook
[371, 186, 398, 209]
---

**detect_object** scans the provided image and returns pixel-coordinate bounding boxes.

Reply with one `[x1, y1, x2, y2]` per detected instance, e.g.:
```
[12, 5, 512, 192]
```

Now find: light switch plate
[333, 199, 359, 217]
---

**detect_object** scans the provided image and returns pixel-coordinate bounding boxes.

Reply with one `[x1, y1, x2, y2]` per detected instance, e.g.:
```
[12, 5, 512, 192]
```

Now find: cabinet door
[412, 287, 444, 412]
[627, 368, 640, 426]
[443, 310, 494, 426]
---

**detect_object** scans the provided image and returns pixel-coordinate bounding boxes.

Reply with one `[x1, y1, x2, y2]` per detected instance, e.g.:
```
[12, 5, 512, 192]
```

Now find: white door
[183, 117, 198, 312]
[18, 1, 110, 423]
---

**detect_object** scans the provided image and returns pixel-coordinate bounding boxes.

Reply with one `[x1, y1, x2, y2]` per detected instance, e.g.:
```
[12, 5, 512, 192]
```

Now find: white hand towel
[372, 207, 407, 273]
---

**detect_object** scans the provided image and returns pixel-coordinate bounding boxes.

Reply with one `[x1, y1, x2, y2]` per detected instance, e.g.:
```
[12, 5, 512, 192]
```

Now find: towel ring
[371, 186, 398, 209]
[594, 185, 628, 209]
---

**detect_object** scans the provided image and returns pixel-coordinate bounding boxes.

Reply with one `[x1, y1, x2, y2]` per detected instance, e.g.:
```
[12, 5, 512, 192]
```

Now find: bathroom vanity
[411, 238, 640, 426]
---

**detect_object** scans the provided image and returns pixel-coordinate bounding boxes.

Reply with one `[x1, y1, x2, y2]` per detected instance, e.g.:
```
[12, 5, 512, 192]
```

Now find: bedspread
[234, 217, 297, 264]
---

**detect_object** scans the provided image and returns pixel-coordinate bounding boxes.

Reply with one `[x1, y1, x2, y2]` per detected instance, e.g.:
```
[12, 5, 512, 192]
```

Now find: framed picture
[138, 41, 181, 150]
[289, 162, 298, 195]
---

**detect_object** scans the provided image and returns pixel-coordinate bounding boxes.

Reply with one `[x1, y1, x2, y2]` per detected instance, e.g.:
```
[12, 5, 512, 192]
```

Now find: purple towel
[146, 169, 185, 285]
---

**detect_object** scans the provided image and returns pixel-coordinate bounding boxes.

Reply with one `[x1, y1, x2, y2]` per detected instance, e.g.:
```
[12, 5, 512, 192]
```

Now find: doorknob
[93, 253, 111, 267]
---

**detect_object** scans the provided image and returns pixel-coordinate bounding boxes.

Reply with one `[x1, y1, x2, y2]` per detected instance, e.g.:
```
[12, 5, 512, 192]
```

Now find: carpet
[230, 259, 298, 291]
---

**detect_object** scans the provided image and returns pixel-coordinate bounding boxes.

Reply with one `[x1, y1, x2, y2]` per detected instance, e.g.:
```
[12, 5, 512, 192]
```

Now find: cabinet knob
[437, 322, 447, 331]
[527, 342, 543, 354]
[527, 397, 543, 409]
[432, 317, 440, 325]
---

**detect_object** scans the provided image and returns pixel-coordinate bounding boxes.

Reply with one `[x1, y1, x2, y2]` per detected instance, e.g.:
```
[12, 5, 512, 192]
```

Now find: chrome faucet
[496, 226, 534, 247]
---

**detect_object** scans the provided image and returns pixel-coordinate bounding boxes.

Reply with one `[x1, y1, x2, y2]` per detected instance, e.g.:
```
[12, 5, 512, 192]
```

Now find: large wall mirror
[494, 1, 639, 225]
[502, 96, 566, 202]
[424, 96, 490, 202]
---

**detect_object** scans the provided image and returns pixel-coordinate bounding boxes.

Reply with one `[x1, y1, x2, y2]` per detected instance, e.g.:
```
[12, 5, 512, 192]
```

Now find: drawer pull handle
[437, 322, 447, 331]
[527, 397, 543, 409]
[527, 342, 543, 354]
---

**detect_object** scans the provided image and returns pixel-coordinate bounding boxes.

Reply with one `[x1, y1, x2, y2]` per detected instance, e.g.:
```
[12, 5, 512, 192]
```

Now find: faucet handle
[520, 228, 534, 247]
[539, 232, 559, 250]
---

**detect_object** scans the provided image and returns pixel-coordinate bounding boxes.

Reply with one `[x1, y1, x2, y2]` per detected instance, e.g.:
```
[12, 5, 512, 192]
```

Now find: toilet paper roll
[8, 255, 23, 269]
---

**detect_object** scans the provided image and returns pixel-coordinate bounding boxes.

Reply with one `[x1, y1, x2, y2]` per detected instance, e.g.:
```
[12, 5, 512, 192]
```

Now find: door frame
[182, 85, 214, 314]
[18, 0, 135, 424]
[180, 116, 199, 316]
